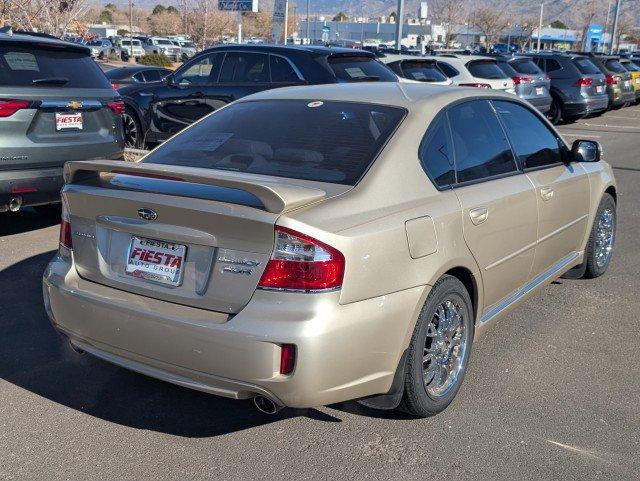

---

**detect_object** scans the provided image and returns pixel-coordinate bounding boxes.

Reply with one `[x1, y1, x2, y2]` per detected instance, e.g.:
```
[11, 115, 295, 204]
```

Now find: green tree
[104, 3, 117, 11]
[550, 20, 568, 29]
[152, 4, 167, 15]
[97, 8, 114, 23]
[166, 5, 179, 14]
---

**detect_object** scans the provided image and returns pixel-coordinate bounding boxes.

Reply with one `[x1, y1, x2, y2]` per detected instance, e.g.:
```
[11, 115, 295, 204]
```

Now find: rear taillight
[280, 344, 296, 375]
[512, 76, 532, 85]
[59, 201, 72, 250]
[258, 226, 345, 292]
[106, 100, 125, 116]
[459, 82, 492, 89]
[546, 74, 551, 81]
[111, 83, 122, 90]
[0, 100, 29, 118]
[573, 77, 594, 87]
[606, 74, 620, 86]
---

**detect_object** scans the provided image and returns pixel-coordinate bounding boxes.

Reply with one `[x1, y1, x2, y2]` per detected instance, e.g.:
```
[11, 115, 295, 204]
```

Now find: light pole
[536, 2, 544, 52]
[306, 0, 310, 43]
[128, 0, 134, 63]
[395, 0, 404, 50]
[609, 0, 622, 54]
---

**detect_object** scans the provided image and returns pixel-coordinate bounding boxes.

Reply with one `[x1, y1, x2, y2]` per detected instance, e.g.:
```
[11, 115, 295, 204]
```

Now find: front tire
[583, 193, 616, 278]
[400, 275, 474, 417]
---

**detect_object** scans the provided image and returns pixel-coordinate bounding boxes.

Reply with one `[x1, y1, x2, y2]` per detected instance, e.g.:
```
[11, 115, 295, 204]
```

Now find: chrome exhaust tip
[8, 196, 22, 212]
[253, 395, 283, 415]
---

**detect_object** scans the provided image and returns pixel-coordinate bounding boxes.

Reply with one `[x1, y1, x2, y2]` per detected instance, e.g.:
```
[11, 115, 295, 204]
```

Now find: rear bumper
[0, 167, 64, 207]
[524, 95, 552, 113]
[564, 96, 609, 117]
[43, 254, 424, 408]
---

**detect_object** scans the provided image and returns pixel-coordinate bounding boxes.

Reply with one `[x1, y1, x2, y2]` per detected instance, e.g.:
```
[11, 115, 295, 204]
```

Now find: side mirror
[571, 139, 601, 163]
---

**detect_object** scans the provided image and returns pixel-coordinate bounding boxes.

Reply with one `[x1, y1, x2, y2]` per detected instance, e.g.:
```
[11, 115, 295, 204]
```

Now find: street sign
[218, 0, 258, 12]
[273, 0, 286, 21]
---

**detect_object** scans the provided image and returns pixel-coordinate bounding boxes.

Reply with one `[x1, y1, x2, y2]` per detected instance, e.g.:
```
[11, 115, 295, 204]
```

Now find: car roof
[380, 54, 438, 63]
[0, 30, 89, 54]
[239, 82, 521, 113]
[204, 43, 375, 58]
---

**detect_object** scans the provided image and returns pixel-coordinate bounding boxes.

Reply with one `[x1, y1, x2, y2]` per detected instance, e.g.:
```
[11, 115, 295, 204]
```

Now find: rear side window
[419, 116, 455, 187]
[327, 55, 398, 82]
[447, 100, 517, 183]
[467, 60, 508, 79]
[0, 45, 111, 88]
[174, 53, 221, 85]
[270, 55, 300, 83]
[573, 57, 601, 74]
[493, 101, 562, 169]
[219, 52, 269, 83]
[545, 58, 562, 72]
[398, 60, 447, 82]
[509, 59, 543, 75]
[142, 69, 162, 82]
[605, 59, 627, 73]
[142, 100, 406, 185]
[437, 61, 459, 77]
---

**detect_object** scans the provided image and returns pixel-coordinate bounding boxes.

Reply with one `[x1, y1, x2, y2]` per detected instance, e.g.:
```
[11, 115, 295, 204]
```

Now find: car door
[447, 100, 538, 309]
[149, 52, 224, 141]
[493, 100, 590, 276]
[212, 51, 272, 103]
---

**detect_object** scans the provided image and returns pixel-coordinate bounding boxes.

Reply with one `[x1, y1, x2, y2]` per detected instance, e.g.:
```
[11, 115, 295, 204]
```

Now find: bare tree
[614, 11, 636, 52]
[473, 3, 512, 48]
[1, 0, 90, 37]
[514, 15, 537, 50]
[431, 0, 468, 47]
[148, 10, 181, 36]
[188, 0, 235, 48]
[576, 0, 599, 51]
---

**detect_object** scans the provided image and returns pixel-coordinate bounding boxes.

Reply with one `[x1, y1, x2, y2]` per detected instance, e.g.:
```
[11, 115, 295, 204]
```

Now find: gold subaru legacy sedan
[43, 83, 617, 417]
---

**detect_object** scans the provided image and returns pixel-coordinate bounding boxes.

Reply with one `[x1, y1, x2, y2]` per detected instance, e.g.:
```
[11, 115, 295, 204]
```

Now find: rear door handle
[540, 187, 554, 201]
[469, 207, 489, 225]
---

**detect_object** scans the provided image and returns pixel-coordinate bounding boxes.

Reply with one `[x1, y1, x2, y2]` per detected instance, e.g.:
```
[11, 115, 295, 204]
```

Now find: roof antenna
[0, 25, 13, 36]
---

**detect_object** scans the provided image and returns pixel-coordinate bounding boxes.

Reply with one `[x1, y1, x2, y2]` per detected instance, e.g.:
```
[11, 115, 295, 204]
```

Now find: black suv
[118, 44, 399, 148]
[525, 52, 608, 124]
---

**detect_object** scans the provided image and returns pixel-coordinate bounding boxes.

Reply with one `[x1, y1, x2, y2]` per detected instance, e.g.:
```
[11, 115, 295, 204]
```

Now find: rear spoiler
[63, 160, 327, 214]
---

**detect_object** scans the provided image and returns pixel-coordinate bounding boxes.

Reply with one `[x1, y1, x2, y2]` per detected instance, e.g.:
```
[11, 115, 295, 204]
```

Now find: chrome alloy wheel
[595, 207, 615, 268]
[122, 111, 138, 148]
[423, 299, 467, 398]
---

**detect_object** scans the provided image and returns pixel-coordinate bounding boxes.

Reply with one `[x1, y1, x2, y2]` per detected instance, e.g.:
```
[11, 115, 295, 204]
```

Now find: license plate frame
[55, 112, 83, 131]
[596, 85, 604, 94]
[125, 236, 186, 287]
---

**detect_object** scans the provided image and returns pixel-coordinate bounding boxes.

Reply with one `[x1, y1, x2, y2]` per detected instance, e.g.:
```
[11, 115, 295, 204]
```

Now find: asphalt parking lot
[1, 108, 639, 480]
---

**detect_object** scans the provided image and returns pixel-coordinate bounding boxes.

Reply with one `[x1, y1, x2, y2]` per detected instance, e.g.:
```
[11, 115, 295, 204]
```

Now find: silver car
[0, 31, 124, 213]
[86, 39, 121, 61]
[494, 56, 552, 114]
[141, 37, 181, 61]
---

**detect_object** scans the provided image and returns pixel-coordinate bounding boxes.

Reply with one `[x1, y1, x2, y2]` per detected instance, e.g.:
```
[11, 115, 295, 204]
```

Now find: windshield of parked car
[0, 45, 112, 88]
[142, 100, 406, 185]
[121, 40, 142, 46]
[572, 57, 601, 74]
[327, 56, 398, 82]
[181, 42, 196, 48]
[398, 60, 447, 82]
[155, 39, 173, 45]
[467, 60, 509, 79]
[496, 61, 518, 77]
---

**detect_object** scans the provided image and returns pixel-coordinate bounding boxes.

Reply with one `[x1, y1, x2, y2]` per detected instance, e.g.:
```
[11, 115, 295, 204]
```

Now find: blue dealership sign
[218, 0, 258, 11]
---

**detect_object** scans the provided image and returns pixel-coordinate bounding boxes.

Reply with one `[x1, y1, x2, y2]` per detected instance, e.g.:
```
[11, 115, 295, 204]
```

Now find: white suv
[426, 54, 516, 92]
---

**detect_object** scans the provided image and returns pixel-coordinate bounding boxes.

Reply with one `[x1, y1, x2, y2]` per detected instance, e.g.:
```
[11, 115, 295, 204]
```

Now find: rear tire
[583, 193, 616, 279]
[546, 96, 563, 125]
[122, 107, 143, 149]
[399, 275, 474, 417]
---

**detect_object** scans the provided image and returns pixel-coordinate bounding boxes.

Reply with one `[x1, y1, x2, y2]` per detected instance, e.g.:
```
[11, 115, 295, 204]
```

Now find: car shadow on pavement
[0, 251, 341, 438]
[0, 209, 60, 236]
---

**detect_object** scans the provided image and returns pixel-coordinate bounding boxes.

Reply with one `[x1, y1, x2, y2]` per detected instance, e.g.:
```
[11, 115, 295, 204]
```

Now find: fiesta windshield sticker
[4, 52, 39, 71]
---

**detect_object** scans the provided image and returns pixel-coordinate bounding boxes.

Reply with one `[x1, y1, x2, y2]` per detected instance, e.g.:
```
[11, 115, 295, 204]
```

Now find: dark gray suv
[526, 52, 608, 125]
[0, 30, 124, 214]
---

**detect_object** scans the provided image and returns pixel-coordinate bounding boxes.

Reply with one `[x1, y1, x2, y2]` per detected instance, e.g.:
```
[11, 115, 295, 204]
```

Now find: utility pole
[283, 0, 289, 44]
[306, 0, 310, 44]
[536, 2, 543, 52]
[181, 0, 187, 36]
[128, 0, 134, 63]
[603, 0, 613, 52]
[395, 0, 404, 50]
[609, 0, 622, 54]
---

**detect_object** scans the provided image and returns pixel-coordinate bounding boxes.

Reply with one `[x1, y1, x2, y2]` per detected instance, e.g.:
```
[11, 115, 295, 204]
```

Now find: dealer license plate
[125, 236, 186, 286]
[55, 112, 83, 131]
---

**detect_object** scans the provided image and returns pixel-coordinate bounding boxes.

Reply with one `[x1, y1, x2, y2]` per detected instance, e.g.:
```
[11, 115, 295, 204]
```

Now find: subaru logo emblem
[138, 208, 157, 221]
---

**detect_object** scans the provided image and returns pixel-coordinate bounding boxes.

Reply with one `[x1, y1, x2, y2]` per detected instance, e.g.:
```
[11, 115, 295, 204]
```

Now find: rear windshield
[573, 57, 601, 74]
[509, 59, 542, 75]
[496, 61, 518, 77]
[622, 61, 639, 72]
[327, 56, 398, 82]
[467, 60, 508, 79]
[605, 59, 628, 73]
[142, 100, 406, 185]
[0, 45, 111, 88]
[399, 61, 447, 82]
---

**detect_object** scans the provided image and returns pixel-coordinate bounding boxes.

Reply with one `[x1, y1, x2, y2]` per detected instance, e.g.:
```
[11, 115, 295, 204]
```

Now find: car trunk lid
[62, 159, 341, 313]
